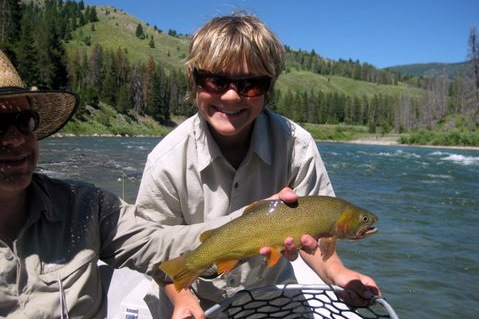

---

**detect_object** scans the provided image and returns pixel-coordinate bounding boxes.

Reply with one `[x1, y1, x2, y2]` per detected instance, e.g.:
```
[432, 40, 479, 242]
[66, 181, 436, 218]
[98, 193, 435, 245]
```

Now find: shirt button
[234, 182, 239, 188]
[228, 276, 238, 286]
[4, 252, 14, 261]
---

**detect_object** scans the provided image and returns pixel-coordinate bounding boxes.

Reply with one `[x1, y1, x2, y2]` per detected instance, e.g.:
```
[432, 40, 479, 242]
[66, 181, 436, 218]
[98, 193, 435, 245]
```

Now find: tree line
[68, 44, 192, 123]
[1, 0, 477, 133]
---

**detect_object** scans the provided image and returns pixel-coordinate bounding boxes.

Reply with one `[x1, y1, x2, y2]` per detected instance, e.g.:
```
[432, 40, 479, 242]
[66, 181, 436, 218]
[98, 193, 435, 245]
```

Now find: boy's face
[0, 97, 38, 194]
[195, 64, 266, 142]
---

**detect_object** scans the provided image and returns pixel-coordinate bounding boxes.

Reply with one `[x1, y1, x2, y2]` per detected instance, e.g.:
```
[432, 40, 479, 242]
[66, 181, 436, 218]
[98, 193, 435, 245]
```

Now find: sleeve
[135, 155, 184, 225]
[98, 187, 241, 282]
[290, 135, 335, 197]
[135, 154, 239, 258]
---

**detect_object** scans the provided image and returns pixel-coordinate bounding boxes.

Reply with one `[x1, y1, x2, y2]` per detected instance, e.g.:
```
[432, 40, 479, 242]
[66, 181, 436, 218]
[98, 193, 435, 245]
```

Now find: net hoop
[204, 284, 399, 319]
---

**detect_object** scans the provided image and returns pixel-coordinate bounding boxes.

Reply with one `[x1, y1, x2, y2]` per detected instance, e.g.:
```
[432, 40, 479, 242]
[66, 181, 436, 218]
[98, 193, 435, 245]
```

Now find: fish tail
[159, 255, 201, 291]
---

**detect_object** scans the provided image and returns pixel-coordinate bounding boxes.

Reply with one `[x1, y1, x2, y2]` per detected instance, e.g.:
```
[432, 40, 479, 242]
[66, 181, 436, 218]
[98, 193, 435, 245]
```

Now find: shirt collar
[251, 110, 273, 166]
[194, 111, 273, 171]
[194, 114, 223, 171]
[26, 173, 64, 224]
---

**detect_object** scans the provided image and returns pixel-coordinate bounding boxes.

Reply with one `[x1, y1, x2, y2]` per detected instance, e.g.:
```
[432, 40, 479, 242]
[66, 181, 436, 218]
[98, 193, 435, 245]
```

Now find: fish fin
[216, 259, 240, 274]
[319, 237, 337, 262]
[266, 248, 282, 267]
[159, 255, 200, 292]
[199, 230, 213, 243]
[242, 199, 269, 215]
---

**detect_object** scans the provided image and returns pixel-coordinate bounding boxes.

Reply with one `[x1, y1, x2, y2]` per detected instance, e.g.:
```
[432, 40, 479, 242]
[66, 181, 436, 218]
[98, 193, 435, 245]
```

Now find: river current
[38, 137, 479, 318]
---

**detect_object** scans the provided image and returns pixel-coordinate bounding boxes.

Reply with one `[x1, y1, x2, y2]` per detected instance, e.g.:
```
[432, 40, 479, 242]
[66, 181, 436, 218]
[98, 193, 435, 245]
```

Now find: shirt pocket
[38, 249, 98, 287]
[25, 250, 100, 318]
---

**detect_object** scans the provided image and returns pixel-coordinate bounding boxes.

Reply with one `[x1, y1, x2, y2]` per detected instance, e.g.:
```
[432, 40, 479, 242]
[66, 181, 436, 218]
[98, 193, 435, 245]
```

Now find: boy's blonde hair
[186, 13, 285, 102]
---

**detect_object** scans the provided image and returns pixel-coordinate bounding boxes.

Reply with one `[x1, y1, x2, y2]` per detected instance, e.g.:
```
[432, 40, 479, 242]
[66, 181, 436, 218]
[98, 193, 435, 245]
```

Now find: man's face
[0, 97, 39, 194]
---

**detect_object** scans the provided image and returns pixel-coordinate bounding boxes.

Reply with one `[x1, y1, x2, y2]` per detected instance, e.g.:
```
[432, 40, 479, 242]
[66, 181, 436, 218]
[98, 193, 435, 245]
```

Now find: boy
[136, 13, 379, 318]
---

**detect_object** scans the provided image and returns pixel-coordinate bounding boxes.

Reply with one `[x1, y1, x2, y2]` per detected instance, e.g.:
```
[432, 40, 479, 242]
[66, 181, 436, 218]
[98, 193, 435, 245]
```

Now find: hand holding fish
[259, 187, 319, 261]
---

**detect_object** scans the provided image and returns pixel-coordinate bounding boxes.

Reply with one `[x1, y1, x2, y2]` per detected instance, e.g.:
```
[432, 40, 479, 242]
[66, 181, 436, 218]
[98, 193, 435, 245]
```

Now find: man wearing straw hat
[0, 50, 314, 318]
[0, 48, 177, 318]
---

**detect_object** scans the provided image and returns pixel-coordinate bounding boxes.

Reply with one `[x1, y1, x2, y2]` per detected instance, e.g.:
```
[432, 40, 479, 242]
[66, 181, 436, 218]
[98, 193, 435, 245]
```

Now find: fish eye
[362, 215, 369, 222]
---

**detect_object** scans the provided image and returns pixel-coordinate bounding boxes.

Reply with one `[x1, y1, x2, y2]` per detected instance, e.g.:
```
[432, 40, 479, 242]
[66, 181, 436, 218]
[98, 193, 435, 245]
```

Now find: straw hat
[0, 50, 79, 140]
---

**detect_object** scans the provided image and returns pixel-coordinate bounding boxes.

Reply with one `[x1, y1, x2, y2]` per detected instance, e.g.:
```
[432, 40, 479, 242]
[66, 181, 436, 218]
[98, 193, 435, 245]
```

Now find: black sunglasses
[0, 110, 40, 136]
[193, 69, 271, 97]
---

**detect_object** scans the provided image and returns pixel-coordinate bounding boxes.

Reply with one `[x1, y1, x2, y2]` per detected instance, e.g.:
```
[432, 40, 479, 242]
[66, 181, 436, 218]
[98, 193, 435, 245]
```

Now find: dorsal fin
[242, 199, 276, 216]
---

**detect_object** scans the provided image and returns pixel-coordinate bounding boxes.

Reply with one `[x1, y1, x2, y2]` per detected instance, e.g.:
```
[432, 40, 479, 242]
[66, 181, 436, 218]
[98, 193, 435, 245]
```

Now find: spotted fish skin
[159, 196, 378, 291]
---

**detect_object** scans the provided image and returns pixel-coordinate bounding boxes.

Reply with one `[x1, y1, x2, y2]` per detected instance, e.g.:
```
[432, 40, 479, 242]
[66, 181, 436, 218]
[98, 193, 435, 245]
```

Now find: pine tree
[131, 61, 144, 113]
[15, 8, 40, 87]
[148, 65, 170, 123]
[135, 23, 145, 39]
[88, 6, 99, 22]
[143, 56, 156, 113]
[0, 0, 22, 55]
[468, 27, 479, 104]
[35, 0, 69, 89]
[101, 51, 118, 106]
[116, 84, 130, 113]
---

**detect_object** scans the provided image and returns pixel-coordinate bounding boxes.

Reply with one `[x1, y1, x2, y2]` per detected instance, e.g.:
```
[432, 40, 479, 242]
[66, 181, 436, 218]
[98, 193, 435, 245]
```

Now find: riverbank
[336, 135, 479, 151]
[60, 105, 479, 150]
[54, 131, 479, 151]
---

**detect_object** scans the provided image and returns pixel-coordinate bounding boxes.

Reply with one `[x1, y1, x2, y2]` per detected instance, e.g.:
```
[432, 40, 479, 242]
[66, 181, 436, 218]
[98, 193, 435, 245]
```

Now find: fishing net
[204, 284, 399, 319]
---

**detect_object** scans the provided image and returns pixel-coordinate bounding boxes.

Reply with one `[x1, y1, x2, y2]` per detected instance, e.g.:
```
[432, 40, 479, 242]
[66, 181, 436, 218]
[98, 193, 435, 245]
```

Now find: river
[38, 137, 479, 318]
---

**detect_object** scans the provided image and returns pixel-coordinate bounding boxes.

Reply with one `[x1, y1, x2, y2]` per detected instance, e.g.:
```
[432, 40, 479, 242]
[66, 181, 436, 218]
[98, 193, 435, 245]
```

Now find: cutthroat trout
[160, 196, 378, 292]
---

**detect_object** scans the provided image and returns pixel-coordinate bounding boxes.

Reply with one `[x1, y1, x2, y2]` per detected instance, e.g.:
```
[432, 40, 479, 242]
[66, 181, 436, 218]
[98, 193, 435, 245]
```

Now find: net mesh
[204, 284, 398, 319]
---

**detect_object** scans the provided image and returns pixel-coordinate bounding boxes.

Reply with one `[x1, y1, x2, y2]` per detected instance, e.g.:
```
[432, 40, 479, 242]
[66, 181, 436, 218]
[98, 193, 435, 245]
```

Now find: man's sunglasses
[0, 110, 39, 136]
[193, 68, 271, 97]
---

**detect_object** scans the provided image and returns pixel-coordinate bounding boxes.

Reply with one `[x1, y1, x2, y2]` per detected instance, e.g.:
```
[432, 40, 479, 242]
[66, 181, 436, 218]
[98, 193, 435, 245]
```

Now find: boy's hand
[259, 235, 318, 261]
[165, 285, 205, 319]
[331, 268, 380, 307]
[259, 188, 318, 261]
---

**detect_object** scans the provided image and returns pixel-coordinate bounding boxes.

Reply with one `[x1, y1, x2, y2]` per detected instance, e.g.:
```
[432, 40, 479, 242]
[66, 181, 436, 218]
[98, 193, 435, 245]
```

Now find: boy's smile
[198, 89, 264, 140]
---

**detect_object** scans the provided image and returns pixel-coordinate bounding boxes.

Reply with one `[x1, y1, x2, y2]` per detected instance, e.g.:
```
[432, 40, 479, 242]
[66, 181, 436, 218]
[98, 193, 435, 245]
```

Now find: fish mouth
[352, 225, 378, 240]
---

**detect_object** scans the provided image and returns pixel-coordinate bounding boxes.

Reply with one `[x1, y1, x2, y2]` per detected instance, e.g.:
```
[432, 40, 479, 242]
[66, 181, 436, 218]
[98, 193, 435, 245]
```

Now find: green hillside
[67, 6, 189, 71]
[385, 62, 468, 79]
[277, 70, 423, 99]
[66, 5, 419, 99]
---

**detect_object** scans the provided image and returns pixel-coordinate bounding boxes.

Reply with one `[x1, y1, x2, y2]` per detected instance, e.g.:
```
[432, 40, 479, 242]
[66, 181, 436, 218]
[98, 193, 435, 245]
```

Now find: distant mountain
[384, 62, 468, 79]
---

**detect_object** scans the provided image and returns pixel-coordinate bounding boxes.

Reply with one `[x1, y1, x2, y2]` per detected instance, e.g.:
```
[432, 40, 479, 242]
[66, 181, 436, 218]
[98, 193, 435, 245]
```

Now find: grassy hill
[67, 5, 189, 71]
[385, 62, 468, 79]
[277, 70, 423, 99]
[66, 5, 422, 100]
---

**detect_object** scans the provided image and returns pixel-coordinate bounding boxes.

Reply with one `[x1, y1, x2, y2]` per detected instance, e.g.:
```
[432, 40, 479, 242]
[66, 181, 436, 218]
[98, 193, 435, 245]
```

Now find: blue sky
[80, 0, 479, 68]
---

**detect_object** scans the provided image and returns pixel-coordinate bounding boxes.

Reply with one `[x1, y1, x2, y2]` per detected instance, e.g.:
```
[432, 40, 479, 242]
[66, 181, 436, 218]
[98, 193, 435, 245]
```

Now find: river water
[38, 137, 479, 318]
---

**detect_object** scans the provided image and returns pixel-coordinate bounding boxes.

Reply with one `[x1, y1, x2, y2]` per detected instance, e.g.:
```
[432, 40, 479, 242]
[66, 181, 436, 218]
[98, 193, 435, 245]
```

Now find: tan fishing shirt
[0, 174, 177, 319]
[136, 109, 335, 316]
